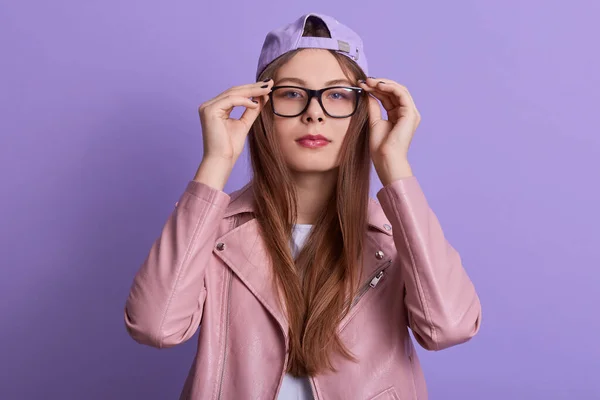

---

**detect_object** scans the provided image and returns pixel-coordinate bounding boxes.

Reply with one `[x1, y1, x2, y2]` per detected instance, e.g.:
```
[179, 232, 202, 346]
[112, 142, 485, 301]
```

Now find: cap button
[375, 250, 385, 260]
[216, 242, 226, 251]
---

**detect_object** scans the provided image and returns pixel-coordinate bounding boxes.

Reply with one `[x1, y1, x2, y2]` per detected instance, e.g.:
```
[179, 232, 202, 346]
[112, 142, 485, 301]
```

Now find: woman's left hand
[358, 77, 421, 185]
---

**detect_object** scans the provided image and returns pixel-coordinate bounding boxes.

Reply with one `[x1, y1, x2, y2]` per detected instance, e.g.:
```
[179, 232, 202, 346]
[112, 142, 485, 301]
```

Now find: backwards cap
[256, 13, 369, 80]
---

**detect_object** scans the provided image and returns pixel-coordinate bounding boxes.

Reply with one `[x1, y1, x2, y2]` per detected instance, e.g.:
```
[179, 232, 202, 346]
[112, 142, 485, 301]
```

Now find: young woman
[125, 13, 482, 400]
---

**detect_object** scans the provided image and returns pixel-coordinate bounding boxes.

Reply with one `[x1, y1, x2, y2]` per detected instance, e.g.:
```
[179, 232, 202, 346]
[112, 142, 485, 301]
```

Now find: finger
[376, 82, 421, 119]
[240, 95, 270, 128]
[366, 94, 382, 123]
[363, 78, 403, 108]
[203, 95, 260, 119]
[226, 78, 273, 97]
[202, 79, 274, 108]
[205, 79, 273, 107]
[375, 82, 412, 109]
[368, 78, 417, 110]
[358, 80, 395, 110]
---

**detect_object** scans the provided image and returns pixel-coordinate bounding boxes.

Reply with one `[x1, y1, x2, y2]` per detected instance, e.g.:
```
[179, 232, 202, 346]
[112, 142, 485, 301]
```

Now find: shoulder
[367, 197, 394, 240]
[222, 181, 255, 218]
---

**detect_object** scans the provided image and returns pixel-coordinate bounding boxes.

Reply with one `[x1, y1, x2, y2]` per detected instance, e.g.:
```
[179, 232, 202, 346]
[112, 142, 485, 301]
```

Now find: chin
[287, 161, 339, 174]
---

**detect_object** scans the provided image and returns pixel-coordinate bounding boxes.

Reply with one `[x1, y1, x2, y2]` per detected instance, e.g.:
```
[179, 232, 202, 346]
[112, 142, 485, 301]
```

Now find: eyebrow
[275, 77, 354, 87]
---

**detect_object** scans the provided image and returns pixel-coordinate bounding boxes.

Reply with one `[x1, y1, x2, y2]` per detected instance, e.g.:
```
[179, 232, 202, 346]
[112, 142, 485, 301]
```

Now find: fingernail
[261, 84, 268, 88]
[263, 78, 271, 82]
[378, 81, 386, 84]
[358, 79, 366, 84]
[251, 100, 258, 104]
[368, 76, 376, 79]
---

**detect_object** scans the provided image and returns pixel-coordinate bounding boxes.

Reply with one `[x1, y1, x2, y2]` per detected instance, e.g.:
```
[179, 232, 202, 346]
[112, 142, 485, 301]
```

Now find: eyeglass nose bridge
[301, 88, 328, 116]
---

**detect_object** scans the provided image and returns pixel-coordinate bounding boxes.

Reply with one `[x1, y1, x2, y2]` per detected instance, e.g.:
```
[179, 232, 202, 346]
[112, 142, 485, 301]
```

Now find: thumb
[240, 95, 269, 128]
[367, 94, 383, 126]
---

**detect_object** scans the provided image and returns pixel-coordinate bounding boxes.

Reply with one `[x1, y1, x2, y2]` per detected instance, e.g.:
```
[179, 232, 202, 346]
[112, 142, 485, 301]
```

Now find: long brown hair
[248, 17, 371, 376]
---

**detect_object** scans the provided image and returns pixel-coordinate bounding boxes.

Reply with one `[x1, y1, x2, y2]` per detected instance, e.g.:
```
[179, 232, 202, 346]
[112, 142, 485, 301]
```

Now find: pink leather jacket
[125, 176, 482, 400]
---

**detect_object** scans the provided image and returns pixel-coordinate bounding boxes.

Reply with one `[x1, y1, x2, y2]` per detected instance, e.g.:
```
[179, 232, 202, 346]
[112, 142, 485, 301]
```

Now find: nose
[301, 97, 325, 123]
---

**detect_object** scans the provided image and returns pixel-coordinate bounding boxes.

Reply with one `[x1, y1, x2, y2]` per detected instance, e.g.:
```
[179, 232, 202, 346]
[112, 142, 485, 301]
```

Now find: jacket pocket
[368, 386, 401, 400]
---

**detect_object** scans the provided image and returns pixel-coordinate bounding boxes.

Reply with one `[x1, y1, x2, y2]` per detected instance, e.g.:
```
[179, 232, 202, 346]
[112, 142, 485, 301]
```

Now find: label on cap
[337, 40, 350, 53]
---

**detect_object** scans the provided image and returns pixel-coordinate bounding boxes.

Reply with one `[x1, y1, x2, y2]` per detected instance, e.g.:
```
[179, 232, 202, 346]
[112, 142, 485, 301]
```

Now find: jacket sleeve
[124, 180, 230, 348]
[377, 176, 482, 351]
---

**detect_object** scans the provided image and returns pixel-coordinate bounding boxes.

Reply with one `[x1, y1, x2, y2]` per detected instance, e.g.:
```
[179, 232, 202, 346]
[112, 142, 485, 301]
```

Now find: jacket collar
[223, 181, 393, 236]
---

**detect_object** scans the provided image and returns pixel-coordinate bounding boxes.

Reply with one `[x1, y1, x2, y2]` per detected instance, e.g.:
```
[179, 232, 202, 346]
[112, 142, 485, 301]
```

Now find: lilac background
[1, 0, 599, 399]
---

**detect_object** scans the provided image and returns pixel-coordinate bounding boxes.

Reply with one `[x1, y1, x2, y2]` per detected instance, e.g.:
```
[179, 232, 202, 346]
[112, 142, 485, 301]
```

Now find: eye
[326, 89, 352, 100]
[282, 90, 304, 99]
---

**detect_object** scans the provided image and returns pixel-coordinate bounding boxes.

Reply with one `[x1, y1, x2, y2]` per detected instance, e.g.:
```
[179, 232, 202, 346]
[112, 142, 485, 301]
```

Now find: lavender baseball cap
[256, 13, 369, 80]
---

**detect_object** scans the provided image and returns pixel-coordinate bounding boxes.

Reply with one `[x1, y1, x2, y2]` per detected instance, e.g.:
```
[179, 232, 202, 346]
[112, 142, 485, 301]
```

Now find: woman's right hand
[194, 79, 273, 189]
[199, 79, 273, 162]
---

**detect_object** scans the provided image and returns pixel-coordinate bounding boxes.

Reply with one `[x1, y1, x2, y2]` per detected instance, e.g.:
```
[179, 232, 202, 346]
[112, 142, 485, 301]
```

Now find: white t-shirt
[277, 224, 315, 400]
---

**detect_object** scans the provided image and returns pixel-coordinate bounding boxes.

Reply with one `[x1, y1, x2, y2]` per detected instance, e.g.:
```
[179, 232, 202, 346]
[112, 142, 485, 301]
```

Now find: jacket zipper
[309, 260, 391, 400]
[274, 263, 391, 400]
[310, 377, 319, 400]
[274, 344, 290, 399]
[350, 260, 391, 309]
[216, 271, 233, 400]
[406, 340, 418, 398]
[217, 216, 237, 400]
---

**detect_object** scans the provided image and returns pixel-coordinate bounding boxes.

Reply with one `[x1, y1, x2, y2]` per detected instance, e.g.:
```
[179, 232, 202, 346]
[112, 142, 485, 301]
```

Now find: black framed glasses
[268, 85, 364, 118]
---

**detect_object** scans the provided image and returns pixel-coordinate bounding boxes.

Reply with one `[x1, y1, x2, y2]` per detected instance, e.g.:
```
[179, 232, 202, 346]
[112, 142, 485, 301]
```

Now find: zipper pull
[369, 270, 384, 288]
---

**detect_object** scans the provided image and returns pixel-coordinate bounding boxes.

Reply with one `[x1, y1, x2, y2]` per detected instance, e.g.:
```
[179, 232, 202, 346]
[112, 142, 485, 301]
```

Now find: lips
[296, 134, 331, 149]
[297, 134, 329, 141]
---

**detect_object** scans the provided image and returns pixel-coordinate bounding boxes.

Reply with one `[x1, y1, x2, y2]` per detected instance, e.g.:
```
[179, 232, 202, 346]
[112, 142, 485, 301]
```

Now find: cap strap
[296, 37, 360, 60]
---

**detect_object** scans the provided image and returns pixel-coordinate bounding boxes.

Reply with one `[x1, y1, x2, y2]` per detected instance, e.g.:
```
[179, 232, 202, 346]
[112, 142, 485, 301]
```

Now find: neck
[290, 169, 337, 225]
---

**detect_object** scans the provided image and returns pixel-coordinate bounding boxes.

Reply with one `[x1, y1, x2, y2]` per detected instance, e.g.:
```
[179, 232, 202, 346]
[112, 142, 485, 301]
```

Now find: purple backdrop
[1, 0, 599, 399]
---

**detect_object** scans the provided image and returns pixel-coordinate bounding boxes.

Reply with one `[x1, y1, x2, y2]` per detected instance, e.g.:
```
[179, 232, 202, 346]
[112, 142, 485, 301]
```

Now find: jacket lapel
[211, 183, 395, 342]
[212, 217, 290, 340]
[212, 183, 290, 340]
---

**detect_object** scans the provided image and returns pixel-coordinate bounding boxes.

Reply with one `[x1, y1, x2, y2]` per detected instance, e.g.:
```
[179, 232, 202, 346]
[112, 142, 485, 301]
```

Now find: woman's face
[271, 49, 356, 174]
